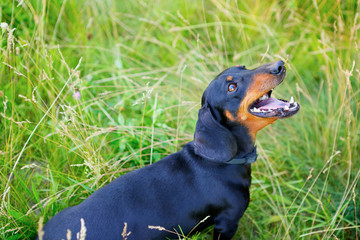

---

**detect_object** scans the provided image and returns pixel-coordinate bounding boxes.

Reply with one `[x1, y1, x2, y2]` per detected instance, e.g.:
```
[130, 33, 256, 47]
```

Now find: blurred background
[0, 0, 359, 239]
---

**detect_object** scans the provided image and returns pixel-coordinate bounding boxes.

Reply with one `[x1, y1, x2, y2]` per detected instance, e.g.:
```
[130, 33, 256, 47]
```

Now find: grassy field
[0, 0, 359, 239]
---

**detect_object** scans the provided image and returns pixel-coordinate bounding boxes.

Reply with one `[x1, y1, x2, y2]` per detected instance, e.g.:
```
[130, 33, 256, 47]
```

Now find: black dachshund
[40, 60, 299, 240]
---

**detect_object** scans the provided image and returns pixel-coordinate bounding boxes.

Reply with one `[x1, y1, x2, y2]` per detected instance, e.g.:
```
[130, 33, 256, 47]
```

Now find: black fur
[40, 62, 283, 240]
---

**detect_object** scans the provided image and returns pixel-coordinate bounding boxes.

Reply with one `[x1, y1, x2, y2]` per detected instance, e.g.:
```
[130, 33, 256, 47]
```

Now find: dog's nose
[270, 60, 285, 75]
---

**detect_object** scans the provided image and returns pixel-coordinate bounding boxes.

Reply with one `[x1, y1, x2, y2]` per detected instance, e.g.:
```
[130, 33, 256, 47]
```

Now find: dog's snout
[270, 60, 285, 75]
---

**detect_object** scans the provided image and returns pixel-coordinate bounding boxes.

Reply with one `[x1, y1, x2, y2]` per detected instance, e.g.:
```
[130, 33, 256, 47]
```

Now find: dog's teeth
[289, 102, 298, 109]
[251, 107, 260, 112]
[284, 105, 289, 111]
[290, 96, 294, 104]
[259, 95, 268, 101]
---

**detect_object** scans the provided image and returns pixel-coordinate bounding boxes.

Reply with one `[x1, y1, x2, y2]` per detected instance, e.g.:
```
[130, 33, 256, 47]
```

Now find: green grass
[0, 0, 359, 239]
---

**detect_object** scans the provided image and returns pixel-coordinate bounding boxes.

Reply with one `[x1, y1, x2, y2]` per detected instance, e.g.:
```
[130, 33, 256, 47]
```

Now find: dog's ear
[194, 104, 237, 163]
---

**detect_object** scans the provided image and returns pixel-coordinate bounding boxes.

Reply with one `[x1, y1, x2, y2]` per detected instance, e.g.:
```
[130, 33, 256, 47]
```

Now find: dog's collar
[226, 147, 257, 165]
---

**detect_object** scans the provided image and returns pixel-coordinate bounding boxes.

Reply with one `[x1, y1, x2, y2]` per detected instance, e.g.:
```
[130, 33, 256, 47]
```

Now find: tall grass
[0, 0, 359, 239]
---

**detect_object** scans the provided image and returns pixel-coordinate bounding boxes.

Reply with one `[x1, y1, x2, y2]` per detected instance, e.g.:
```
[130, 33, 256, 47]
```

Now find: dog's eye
[228, 83, 237, 92]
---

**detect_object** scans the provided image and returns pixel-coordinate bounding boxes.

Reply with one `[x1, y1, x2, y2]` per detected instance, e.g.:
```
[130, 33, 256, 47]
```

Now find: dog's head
[194, 61, 300, 163]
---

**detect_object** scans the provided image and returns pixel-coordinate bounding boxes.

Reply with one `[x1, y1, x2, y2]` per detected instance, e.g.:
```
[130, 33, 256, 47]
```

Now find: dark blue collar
[226, 147, 257, 165]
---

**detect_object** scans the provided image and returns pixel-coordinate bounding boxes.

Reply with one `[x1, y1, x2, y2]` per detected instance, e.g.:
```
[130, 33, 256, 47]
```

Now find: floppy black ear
[194, 105, 237, 163]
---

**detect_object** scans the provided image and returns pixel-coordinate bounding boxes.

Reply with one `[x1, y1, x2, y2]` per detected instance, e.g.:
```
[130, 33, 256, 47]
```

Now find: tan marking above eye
[226, 76, 233, 81]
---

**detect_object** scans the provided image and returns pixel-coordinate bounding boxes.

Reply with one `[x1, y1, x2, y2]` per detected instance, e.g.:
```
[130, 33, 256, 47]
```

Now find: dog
[39, 60, 299, 240]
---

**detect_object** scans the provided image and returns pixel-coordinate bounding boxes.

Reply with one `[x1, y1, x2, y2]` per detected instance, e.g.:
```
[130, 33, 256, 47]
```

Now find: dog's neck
[227, 124, 256, 158]
[227, 147, 257, 165]
[217, 110, 256, 158]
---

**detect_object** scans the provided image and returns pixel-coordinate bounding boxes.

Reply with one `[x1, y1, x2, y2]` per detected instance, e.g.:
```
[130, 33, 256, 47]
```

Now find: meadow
[0, 0, 359, 239]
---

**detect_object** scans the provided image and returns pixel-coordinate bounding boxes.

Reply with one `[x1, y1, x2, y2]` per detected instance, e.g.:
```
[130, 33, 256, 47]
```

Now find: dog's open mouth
[249, 90, 300, 118]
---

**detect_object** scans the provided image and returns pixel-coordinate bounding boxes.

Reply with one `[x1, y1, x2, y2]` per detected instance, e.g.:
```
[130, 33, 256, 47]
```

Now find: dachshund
[39, 60, 299, 240]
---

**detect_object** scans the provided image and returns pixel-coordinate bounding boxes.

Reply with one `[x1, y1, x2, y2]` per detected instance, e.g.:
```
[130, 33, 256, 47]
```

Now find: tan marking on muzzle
[236, 73, 280, 140]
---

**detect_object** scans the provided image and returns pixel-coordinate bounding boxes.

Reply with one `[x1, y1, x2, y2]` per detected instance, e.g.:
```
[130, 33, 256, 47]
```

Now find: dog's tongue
[254, 98, 290, 110]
